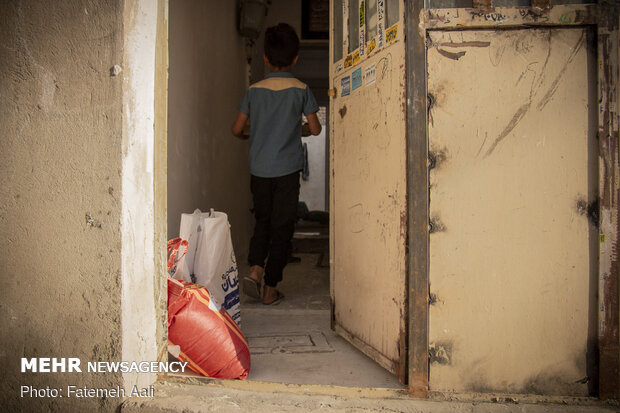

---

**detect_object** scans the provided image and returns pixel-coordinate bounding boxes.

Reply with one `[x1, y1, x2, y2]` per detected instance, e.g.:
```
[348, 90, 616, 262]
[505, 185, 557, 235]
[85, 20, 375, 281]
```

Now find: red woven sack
[167, 278, 250, 379]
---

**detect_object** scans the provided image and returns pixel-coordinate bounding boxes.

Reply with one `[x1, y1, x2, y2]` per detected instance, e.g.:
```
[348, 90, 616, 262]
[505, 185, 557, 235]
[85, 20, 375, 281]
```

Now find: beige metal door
[427, 27, 597, 395]
[329, 0, 408, 381]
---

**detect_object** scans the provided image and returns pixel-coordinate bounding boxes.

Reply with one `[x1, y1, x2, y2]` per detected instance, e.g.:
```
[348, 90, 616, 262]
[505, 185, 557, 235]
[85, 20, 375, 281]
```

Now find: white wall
[167, 0, 253, 259]
[121, 0, 162, 393]
[300, 112, 327, 211]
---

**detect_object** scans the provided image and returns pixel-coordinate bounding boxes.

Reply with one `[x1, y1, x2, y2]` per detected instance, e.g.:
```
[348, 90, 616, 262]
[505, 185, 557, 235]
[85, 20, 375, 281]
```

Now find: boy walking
[232, 23, 322, 305]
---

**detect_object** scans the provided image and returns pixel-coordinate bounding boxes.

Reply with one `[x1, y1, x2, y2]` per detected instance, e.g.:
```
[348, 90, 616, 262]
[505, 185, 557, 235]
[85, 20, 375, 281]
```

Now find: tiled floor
[238, 252, 404, 389]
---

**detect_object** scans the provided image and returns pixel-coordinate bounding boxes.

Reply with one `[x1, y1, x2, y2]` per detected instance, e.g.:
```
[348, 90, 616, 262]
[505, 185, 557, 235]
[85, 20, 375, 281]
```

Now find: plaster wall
[167, 0, 253, 259]
[250, 0, 303, 83]
[0, 1, 124, 410]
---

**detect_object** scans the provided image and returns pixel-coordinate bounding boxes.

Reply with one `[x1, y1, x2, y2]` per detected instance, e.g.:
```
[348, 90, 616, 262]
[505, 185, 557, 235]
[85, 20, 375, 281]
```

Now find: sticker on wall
[336, 63, 344, 73]
[359, 28, 365, 57]
[364, 63, 376, 86]
[386, 24, 398, 43]
[366, 39, 376, 56]
[341, 76, 351, 97]
[352, 67, 363, 91]
[352, 50, 361, 65]
[359, 1, 365, 57]
[360, 0, 365, 27]
[377, 0, 385, 47]
[344, 54, 353, 68]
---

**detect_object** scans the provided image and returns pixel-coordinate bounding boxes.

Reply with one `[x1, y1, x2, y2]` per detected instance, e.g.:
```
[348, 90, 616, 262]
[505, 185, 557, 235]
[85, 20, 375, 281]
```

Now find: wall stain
[518, 8, 548, 22]
[85, 212, 102, 229]
[428, 148, 448, 171]
[485, 30, 585, 158]
[429, 216, 446, 234]
[437, 48, 466, 61]
[427, 93, 435, 126]
[536, 32, 586, 111]
[484, 103, 530, 158]
[429, 340, 453, 365]
[597, 6, 620, 396]
[491, 397, 519, 404]
[576, 197, 600, 228]
[439, 41, 490, 48]
[339, 105, 347, 118]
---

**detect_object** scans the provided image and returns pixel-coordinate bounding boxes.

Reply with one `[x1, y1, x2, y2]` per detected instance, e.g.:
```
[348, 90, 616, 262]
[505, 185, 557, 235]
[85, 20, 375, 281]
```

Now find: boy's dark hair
[264, 23, 299, 68]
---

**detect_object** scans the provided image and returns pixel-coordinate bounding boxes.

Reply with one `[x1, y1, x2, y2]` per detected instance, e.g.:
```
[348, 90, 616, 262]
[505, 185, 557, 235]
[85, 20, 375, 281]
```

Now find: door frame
[405, 0, 620, 398]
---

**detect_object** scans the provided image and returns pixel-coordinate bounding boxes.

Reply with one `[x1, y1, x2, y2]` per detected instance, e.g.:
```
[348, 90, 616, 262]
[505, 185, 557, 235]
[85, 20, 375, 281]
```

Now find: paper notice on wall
[341, 76, 351, 97]
[365, 63, 376, 86]
[352, 67, 363, 91]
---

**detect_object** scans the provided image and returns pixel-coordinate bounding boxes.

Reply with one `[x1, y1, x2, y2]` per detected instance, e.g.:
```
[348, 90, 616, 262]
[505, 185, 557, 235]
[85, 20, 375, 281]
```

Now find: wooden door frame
[405, 0, 620, 399]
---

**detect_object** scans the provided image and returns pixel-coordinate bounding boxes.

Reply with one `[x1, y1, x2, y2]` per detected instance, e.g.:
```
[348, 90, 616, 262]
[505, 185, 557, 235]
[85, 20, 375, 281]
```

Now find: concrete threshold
[122, 378, 619, 412]
[136, 253, 619, 412]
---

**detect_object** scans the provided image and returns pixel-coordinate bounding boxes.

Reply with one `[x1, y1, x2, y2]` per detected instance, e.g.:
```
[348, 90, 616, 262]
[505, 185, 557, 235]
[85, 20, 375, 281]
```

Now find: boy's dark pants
[248, 171, 300, 288]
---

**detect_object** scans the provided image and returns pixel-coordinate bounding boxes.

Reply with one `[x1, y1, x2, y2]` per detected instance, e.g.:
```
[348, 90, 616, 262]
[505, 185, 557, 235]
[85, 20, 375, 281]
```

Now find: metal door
[427, 27, 597, 395]
[329, 0, 408, 381]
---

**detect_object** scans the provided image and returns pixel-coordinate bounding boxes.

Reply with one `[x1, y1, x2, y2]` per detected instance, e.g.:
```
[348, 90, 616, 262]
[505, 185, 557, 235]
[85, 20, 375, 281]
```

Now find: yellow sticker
[344, 54, 353, 68]
[359, 1, 365, 27]
[366, 39, 376, 56]
[386, 24, 398, 43]
[352, 50, 361, 65]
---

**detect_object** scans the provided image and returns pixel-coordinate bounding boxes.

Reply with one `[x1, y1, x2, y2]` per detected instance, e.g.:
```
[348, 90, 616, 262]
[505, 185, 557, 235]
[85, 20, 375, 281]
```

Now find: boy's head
[264, 23, 299, 69]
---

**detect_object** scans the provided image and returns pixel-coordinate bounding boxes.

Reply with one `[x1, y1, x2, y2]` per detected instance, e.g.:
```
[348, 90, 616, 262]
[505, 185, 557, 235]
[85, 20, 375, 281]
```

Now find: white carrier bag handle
[193, 210, 241, 326]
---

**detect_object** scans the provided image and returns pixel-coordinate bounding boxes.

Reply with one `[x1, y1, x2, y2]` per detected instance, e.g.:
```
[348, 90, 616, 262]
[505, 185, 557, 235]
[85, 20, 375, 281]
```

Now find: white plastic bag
[172, 209, 241, 326]
[172, 209, 202, 282]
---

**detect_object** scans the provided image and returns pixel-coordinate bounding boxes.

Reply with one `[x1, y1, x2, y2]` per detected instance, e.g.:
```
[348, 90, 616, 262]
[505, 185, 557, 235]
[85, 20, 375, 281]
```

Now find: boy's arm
[304, 112, 322, 136]
[231, 112, 249, 139]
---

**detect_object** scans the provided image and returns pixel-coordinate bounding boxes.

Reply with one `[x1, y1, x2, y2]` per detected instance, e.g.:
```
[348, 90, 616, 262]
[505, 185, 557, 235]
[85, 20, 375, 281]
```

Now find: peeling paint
[421, 5, 598, 31]
[596, 3, 620, 397]
[439, 41, 490, 48]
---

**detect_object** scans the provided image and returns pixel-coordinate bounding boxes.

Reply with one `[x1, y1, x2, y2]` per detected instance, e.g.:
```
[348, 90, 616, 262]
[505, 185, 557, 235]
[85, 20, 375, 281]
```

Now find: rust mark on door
[339, 105, 347, 118]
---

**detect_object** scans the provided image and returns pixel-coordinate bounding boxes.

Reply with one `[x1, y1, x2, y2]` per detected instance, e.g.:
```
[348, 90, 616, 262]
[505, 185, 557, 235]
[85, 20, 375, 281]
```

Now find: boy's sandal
[242, 276, 261, 299]
[263, 290, 285, 306]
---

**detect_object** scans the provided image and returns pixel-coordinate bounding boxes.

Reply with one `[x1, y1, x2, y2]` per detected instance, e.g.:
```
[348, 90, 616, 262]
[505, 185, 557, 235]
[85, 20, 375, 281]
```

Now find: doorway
[166, 0, 405, 390]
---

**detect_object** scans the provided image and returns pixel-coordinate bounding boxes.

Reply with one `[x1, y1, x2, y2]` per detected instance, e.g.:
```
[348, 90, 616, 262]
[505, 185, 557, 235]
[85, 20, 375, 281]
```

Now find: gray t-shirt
[238, 72, 319, 178]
